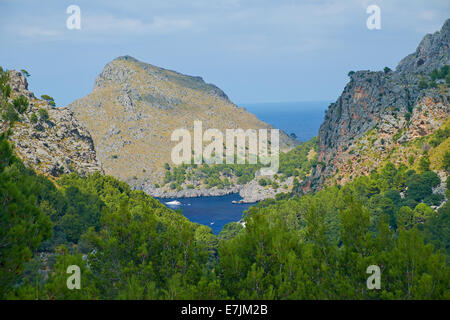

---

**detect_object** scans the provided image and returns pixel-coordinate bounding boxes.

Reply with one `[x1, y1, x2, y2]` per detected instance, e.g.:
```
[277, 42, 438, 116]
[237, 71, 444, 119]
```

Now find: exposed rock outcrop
[140, 184, 242, 199]
[239, 175, 294, 203]
[3, 70, 103, 177]
[397, 19, 450, 75]
[306, 19, 450, 191]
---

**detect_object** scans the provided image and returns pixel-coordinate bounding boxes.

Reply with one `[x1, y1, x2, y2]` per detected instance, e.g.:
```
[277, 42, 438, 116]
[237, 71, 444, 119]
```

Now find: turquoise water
[159, 101, 329, 234]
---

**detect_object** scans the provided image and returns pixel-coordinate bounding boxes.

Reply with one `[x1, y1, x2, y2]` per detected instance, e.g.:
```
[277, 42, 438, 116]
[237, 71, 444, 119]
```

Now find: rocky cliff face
[306, 19, 450, 190]
[68, 56, 297, 186]
[397, 19, 450, 75]
[3, 70, 103, 177]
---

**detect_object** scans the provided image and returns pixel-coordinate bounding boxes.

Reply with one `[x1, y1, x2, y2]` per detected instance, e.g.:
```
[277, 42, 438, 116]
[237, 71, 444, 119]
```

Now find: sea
[159, 101, 330, 234]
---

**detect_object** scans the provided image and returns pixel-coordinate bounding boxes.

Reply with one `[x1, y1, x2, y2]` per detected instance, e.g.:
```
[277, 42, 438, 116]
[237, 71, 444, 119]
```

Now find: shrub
[38, 108, 49, 121]
[418, 156, 430, 172]
[12, 95, 28, 113]
[424, 193, 444, 207]
[41, 94, 55, 107]
[20, 69, 30, 77]
[404, 112, 411, 121]
[442, 151, 450, 171]
[413, 203, 435, 224]
[30, 113, 38, 123]
[418, 77, 428, 90]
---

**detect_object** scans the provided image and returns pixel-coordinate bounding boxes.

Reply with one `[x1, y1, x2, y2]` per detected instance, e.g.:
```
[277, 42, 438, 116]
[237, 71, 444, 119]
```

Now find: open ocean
[160, 101, 330, 234]
[242, 101, 329, 142]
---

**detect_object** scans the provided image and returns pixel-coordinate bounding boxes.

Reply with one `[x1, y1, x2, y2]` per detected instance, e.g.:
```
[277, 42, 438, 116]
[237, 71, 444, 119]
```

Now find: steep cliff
[2, 70, 103, 177]
[306, 19, 450, 191]
[68, 56, 297, 185]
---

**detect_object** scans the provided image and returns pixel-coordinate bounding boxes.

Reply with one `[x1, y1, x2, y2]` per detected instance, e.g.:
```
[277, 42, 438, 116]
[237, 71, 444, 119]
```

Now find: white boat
[165, 200, 181, 206]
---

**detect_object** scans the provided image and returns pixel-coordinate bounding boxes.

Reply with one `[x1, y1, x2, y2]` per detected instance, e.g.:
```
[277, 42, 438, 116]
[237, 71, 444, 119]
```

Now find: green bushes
[429, 125, 450, 147]
[418, 155, 430, 172]
[12, 95, 28, 113]
[404, 170, 441, 207]
[430, 65, 449, 81]
[421, 65, 450, 89]
[38, 108, 49, 121]
[20, 69, 30, 77]
[30, 112, 38, 123]
[217, 162, 449, 299]
[40, 94, 55, 107]
[418, 77, 429, 90]
[3, 132, 449, 300]
[278, 136, 318, 177]
[0, 137, 52, 298]
[443, 151, 450, 171]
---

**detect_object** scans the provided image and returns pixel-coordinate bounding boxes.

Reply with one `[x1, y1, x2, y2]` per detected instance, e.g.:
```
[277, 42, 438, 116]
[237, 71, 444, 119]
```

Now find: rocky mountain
[68, 56, 297, 186]
[396, 19, 449, 75]
[305, 19, 450, 191]
[2, 70, 103, 177]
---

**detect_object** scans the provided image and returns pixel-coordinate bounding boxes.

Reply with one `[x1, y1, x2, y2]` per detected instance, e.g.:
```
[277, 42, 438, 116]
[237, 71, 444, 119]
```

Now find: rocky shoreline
[133, 175, 295, 203]
[141, 184, 244, 199]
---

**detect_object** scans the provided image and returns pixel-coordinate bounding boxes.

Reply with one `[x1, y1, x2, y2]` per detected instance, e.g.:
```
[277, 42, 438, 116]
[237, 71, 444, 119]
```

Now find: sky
[0, 0, 449, 106]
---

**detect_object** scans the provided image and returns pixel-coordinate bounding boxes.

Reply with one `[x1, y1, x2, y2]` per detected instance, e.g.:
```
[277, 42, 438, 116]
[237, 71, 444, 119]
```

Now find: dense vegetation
[1, 137, 221, 299]
[161, 137, 318, 190]
[218, 162, 449, 299]
[1, 132, 448, 299]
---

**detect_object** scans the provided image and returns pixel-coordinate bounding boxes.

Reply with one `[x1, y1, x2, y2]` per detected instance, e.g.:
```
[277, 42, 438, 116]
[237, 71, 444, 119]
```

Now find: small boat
[165, 200, 181, 206]
[210, 222, 215, 225]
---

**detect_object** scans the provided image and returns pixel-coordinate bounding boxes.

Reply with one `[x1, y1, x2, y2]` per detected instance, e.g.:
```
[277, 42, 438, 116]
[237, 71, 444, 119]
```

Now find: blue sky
[0, 0, 448, 106]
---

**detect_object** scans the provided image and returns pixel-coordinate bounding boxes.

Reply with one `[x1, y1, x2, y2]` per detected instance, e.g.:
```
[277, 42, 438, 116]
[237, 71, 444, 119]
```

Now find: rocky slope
[2, 70, 103, 177]
[68, 56, 297, 187]
[305, 19, 450, 191]
[141, 171, 295, 203]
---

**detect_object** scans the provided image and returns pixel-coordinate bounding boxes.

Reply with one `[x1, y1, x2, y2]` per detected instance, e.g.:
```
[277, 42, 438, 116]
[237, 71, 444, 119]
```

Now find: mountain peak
[94, 56, 229, 101]
[307, 18, 450, 190]
[69, 57, 297, 184]
[396, 18, 450, 75]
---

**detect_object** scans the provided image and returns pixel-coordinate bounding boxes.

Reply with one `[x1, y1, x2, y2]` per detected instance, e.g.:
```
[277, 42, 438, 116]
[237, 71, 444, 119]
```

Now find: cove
[157, 193, 254, 235]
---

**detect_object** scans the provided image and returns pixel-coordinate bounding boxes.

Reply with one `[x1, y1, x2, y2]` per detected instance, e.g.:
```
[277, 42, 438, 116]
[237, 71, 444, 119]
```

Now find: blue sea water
[241, 101, 329, 142]
[159, 101, 330, 234]
[158, 194, 253, 235]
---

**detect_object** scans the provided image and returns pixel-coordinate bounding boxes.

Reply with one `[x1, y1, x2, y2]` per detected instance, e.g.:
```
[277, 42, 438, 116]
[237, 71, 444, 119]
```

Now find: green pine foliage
[0, 137, 52, 298]
[218, 162, 449, 299]
[1, 132, 448, 299]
